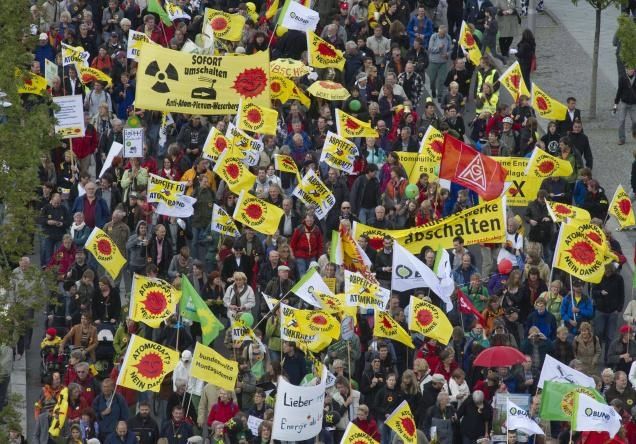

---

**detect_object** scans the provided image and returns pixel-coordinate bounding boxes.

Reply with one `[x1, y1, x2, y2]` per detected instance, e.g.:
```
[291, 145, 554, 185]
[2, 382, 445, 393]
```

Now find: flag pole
[346, 341, 353, 389]
[106, 387, 117, 409]
[267, 23, 278, 48]
[569, 274, 576, 324]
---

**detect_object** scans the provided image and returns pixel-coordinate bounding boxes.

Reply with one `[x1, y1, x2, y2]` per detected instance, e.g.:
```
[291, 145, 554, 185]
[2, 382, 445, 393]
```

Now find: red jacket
[353, 418, 380, 441]
[48, 244, 77, 279]
[290, 223, 323, 260]
[207, 400, 240, 426]
[72, 126, 98, 159]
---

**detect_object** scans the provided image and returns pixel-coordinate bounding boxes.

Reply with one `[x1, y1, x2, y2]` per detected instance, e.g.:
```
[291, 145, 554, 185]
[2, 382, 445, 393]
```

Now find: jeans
[618, 102, 636, 142]
[380, 421, 394, 444]
[427, 61, 449, 97]
[40, 237, 60, 267]
[296, 258, 313, 276]
[594, 310, 619, 362]
[0, 376, 9, 409]
[358, 207, 375, 225]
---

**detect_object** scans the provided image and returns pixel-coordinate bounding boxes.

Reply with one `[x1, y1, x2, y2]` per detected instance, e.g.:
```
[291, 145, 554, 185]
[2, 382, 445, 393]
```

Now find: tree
[0, 0, 58, 346]
[571, 0, 623, 119]
[617, 15, 636, 69]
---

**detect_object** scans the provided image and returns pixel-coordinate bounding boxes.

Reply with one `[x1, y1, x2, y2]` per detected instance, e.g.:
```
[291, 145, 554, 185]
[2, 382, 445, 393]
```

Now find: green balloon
[433, 165, 440, 176]
[240, 312, 254, 328]
[405, 183, 419, 199]
[349, 99, 361, 112]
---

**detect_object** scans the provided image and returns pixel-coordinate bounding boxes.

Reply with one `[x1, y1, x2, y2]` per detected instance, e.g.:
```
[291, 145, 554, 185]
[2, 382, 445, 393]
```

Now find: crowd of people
[7, 0, 636, 443]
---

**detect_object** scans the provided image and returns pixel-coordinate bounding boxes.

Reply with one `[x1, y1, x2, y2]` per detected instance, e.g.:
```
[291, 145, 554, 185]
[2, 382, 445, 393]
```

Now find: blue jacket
[407, 16, 433, 47]
[560, 294, 594, 333]
[35, 43, 55, 73]
[92, 392, 129, 437]
[71, 195, 110, 228]
[526, 309, 558, 340]
[452, 264, 478, 286]
[104, 431, 137, 444]
[573, 180, 587, 206]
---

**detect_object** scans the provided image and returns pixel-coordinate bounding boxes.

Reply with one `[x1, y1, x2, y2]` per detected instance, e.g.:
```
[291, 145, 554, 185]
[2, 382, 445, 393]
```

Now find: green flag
[180, 275, 223, 345]
[147, 0, 172, 26]
[539, 381, 605, 421]
[632, 266, 636, 289]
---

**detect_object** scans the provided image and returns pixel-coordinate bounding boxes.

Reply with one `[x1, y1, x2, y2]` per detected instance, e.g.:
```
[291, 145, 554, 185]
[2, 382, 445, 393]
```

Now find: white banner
[537, 355, 596, 389]
[272, 370, 326, 441]
[506, 399, 544, 436]
[156, 194, 197, 217]
[123, 127, 144, 158]
[279, 0, 319, 32]
[573, 394, 621, 438]
[127, 30, 152, 61]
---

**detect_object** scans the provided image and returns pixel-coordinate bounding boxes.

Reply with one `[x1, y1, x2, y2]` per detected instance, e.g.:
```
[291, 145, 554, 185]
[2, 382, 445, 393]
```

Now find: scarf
[70, 222, 86, 240]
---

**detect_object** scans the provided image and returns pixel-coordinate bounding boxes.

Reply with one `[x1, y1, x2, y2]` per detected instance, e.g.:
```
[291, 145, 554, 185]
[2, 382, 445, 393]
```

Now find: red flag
[457, 289, 486, 324]
[439, 134, 507, 201]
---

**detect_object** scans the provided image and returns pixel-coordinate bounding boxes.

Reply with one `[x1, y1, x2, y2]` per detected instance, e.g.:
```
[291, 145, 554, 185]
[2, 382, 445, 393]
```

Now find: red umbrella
[473, 346, 526, 367]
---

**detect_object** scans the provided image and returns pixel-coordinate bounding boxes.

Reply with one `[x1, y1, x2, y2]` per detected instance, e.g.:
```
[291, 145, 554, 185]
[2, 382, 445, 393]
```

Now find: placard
[52, 95, 85, 139]
[124, 128, 144, 157]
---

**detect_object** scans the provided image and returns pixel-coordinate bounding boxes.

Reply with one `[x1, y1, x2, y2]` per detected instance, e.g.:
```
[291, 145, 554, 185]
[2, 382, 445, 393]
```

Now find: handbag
[530, 54, 537, 72]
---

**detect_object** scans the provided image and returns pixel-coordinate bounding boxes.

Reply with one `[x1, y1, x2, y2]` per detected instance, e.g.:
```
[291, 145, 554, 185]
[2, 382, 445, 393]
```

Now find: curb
[10, 356, 27, 435]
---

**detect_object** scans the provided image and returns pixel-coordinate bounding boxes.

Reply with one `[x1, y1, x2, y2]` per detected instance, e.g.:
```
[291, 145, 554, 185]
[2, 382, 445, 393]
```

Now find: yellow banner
[289, 83, 311, 108]
[136, 45, 269, 114]
[78, 65, 112, 86]
[498, 61, 530, 102]
[270, 73, 292, 103]
[342, 422, 379, 444]
[204, 8, 246, 41]
[238, 100, 278, 135]
[274, 154, 301, 181]
[492, 156, 538, 206]
[525, 148, 573, 179]
[85, 227, 127, 279]
[609, 184, 635, 228]
[116, 335, 179, 392]
[190, 342, 238, 391]
[344, 270, 390, 310]
[17, 70, 47, 96]
[335, 109, 378, 138]
[319, 131, 359, 174]
[307, 31, 345, 70]
[147, 173, 187, 206]
[353, 198, 506, 253]
[226, 122, 261, 165]
[292, 169, 336, 220]
[233, 190, 283, 235]
[459, 21, 482, 67]
[397, 151, 439, 183]
[130, 274, 181, 328]
[48, 387, 68, 437]
[408, 296, 452, 344]
[554, 222, 612, 284]
[61, 43, 89, 67]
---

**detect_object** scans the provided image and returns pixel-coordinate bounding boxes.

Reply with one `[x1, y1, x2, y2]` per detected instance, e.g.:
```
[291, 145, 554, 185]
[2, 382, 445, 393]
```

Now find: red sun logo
[465, 33, 475, 46]
[536, 96, 549, 111]
[554, 204, 572, 215]
[210, 16, 229, 31]
[381, 314, 393, 330]
[23, 77, 33, 85]
[316, 42, 337, 58]
[96, 238, 112, 256]
[233, 68, 267, 99]
[142, 291, 168, 315]
[225, 162, 240, 179]
[319, 81, 340, 90]
[401, 417, 416, 436]
[538, 160, 555, 175]
[587, 231, 602, 246]
[214, 136, 227, 152]
[245, 203, 263, 220]
[368, 236, 383, 251]
[345, 118, 360, 130]
[416, 309, 433, 326]
[312, 314, 328, 325]
[509, 74, 520, 89]
[81, 73, 97, 84]
[619, 198, 632, 215]
[133, 352, 164, 379]
[282, 158, 296, 169]
[430, 139, 443, 155]
[246, 108, 262, 124]
[566, 241, 597, 265]
[271, 81, 281, 93]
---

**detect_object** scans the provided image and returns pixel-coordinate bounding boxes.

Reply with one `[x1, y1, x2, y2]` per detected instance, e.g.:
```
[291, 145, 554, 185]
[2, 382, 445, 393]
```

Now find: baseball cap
[431, 374, 446, 384]
[278, 265, 290, 272]
[39, 32, 48, 40]
[503, 116, 514, 124]
[46, 327, 57, 337]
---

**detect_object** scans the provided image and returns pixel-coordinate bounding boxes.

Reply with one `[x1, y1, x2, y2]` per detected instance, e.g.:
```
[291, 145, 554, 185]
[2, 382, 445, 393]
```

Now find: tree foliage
[0, 0, 58, 345]
[571, 0, 624, 9]
[618, 15, 636, 68]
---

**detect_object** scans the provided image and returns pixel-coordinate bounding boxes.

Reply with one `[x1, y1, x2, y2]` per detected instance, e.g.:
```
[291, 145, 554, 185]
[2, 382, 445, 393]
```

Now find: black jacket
[615, 73, 636, 105]
[127, 414, 160, 444]
[147, 234, 173, 278]
[350, 174, 381, 215]
[221, 255, 253, 285]
[38, 203, 71, 241]
[558, 108, 582, 134]
[457, 398, 493, 440]
[568, 132, 593, 169]
[592, 272, 625, 314]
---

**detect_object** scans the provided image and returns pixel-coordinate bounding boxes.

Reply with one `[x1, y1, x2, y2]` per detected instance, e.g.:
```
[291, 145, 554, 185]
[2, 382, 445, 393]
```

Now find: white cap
[181, 349, 192, 361]
[39, 32, 48, 40]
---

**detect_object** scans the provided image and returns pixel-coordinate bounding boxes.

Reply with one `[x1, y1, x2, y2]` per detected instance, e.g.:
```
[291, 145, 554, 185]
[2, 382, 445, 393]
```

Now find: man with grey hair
[456, 389, 493, 443]
[378, 72, 407, 99]
[344, 40, 363, 88]
[427, 24, 452, 100]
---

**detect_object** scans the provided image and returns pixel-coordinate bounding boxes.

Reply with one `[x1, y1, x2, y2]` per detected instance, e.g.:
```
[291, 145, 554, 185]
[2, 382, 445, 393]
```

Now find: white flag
[278, 0, 319, 32]
[506, 399, 544, 436]
[155, 194, 197, 217]
[391, 242, 453, 311]
[289, 266, 330, 307]
[99, 141, 123, 178]
[537, 355, 596, 389]
[573, 394, 621, 438]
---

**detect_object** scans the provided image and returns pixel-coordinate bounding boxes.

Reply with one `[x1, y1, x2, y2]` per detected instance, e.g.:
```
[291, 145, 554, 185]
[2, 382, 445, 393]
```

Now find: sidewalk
[10, 356, 27, 435]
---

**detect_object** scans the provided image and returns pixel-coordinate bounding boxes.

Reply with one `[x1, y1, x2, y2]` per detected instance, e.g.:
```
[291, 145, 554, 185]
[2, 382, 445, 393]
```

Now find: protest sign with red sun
[609, 185, 636, 228]
[116, 335, 179, 392]
[407, 296, 453, 344]
[130, 274, 180, 328]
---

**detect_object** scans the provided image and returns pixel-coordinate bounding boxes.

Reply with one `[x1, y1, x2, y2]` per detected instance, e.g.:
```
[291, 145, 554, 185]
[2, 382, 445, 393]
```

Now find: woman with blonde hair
[573, 321, 601, 375]
[540, 280, 563, 323]
[223, 272, 255, 322]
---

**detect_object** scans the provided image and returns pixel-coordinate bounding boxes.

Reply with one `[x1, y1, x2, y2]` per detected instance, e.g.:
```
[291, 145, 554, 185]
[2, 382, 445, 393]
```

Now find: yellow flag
[85, 227, 127, 279]
[319, 131, 359, 174]
[331, 226, 374, 277]
[238, 100, 278, 135]
[335, 109, 378, 138]
[398, 125, 444, 182]
[270, 73, 293, 103]
[525, 148, 573, 179]
[226, 122, 262, 165]
[61, 43, 89, 67]
[408, 296, 453, 344]
[232, 190, 283, 235]
[546, 201, 591, 224]
[609, 184, 635, 228]
[130, 274, 181, 328]
[136, 44, 270, 114]
[16, 70, 47, 96]
[498, 61, 531, 102]
[307, 31, 345, 71]
[553, 221, 612, 284]
[281, 303, 341, 341]
[292, 169, 336, 220]
[531, 83, 568, 120]
[213, 145, 256, 194]
[374, 310, 414, 348]
[190, 342, 239, 391]
[202, 127, 230, 162]
[274, 153, 301, 182]
[265, 0, 280, 19]
[289, 83, 311, 108]
[77, 65, 112, 86]
[211, 203, 240, 237]
[48, 387, 69, 437]
[344, 270, 390, 310]
[204, 8, 246, 41]
[459, 21, 482, 66]
[341, 422, 379, 444]
[385, 400, 417, 444]
[147, 173, 187, 206]
[116, 334, 179, 392]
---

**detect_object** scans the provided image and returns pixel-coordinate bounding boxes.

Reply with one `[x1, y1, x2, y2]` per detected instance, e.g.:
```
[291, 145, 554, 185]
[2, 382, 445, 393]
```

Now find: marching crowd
[8, 0, 636, 443]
